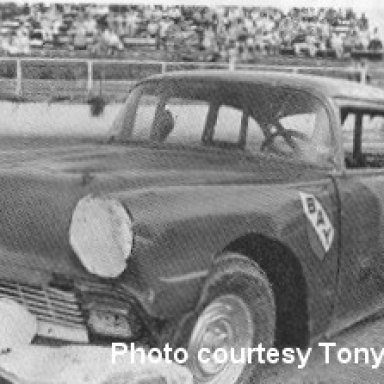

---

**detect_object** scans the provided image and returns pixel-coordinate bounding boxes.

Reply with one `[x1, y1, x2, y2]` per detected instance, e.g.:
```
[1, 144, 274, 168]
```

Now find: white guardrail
[0, 56, 379, 96]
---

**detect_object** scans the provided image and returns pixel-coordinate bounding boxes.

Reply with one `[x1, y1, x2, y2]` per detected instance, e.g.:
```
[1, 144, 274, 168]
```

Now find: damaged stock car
[2, 71, 384, 384]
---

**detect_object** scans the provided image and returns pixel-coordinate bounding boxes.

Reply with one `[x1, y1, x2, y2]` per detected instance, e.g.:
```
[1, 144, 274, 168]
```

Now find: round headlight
[69, 195, 133, 278]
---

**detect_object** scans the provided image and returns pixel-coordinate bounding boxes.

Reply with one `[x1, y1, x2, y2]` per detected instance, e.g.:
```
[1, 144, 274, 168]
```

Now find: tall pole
[16, 59, 22, 96]
[87, 59, 93, 93]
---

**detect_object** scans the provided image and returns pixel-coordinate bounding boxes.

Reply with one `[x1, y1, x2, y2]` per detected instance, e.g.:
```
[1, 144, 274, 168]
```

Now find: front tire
[170, 253, 276, 384]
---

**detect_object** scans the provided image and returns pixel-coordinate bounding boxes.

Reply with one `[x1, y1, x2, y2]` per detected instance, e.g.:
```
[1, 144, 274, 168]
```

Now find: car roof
[144, 70, 384, 106]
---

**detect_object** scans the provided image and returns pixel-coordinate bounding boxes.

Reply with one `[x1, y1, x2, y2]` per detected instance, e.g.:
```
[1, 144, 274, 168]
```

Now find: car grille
[0, 280, 88, 343]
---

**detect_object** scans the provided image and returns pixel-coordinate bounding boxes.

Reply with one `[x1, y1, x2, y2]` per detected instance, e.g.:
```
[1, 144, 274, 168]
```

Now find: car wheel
[169, 253, 276, 384]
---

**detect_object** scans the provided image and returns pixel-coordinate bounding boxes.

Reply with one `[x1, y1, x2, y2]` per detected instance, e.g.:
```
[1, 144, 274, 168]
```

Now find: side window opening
[245, 116, 265, 153]
[163, 98, 210, 144]
[213, 105, 243, 144]
[132, 91, 210, 145]
[134, 94, 159, 139]
[203, 104, 251, 149]
[342, 108, 384, 169]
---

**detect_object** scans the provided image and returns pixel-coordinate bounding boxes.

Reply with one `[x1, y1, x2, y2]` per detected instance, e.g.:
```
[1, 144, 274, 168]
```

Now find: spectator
[203, 25, 215, 50]
[306, 29, 318, 57]
[342, 31, 352, 54]
[331, 32, 344, 58]
[368, 27, 383, 51]
[126, 10, 138, 37]
[15, 28, 30, 55]
[147, 18, 159, 39]
[360, 13, 369, 31]
[194, 22, 205, 50]
[158, 16, 172, 51]
[359, 29, 371, 50]
[0, 3, 380, 61]
[108, 29, 122, 55]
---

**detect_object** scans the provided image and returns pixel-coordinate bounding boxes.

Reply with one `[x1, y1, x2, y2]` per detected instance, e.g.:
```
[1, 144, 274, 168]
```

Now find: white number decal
[299, 192, 335, 253]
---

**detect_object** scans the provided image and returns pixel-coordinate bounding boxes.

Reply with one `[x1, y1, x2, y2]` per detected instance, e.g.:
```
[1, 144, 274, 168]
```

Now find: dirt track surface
[259, 316, 384, 384]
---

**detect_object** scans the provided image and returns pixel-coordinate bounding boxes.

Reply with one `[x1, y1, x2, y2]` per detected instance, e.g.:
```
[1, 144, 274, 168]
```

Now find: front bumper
[0, 278, 146, 345]
[0, 345, 193, 384]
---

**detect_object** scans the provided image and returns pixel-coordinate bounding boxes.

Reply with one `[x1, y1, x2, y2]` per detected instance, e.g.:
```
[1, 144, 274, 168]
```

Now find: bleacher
[0, 4, 382, 63]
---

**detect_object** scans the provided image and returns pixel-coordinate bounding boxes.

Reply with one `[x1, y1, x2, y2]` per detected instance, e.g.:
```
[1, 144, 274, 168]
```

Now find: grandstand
[0, 3, 382, 63]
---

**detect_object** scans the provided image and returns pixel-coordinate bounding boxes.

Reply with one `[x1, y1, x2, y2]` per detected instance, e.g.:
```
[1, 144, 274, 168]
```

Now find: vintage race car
[1, 71, 384, 384]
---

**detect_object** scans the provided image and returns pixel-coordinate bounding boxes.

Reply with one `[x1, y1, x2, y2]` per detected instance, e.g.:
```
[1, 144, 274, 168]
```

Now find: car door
[292, 177, 341, 337]
[330, 107, 384, 334]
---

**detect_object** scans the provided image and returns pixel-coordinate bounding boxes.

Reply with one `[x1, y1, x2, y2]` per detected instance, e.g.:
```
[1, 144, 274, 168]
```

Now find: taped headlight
[69, 195, 133, 278]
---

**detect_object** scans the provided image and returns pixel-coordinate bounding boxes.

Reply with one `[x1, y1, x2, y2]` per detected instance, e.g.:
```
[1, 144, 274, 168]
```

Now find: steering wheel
[260, 121, 309, 153]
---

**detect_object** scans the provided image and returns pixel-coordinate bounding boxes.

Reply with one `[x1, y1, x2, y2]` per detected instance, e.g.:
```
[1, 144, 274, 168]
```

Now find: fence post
[360, 67, 367, 84]
[161, 62, 167, 73]
[229, 55, 236, 71]
[87, 59, 93, 93]
[15, 58, 22, 96]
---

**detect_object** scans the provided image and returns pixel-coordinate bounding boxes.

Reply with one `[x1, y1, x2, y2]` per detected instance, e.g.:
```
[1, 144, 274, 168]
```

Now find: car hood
[0, 140, 325, 284]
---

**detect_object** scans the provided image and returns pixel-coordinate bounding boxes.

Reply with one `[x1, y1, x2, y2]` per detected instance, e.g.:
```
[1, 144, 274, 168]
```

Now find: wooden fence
[0, 57, 382, 100]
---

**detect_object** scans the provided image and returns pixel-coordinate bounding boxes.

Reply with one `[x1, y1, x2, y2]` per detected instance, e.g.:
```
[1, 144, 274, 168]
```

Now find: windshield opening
[110, 80, 334, 167]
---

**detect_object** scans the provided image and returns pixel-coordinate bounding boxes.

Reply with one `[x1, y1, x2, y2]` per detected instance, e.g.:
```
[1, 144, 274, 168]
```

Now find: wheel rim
[188, 294, 254, 384]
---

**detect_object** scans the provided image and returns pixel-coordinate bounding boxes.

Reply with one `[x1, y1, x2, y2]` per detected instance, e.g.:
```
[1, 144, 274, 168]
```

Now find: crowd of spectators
[0, 3, 382, 61]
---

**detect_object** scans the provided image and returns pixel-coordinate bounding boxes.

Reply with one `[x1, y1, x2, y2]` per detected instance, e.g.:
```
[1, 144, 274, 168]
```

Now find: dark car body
[1, 71, 384, 349]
